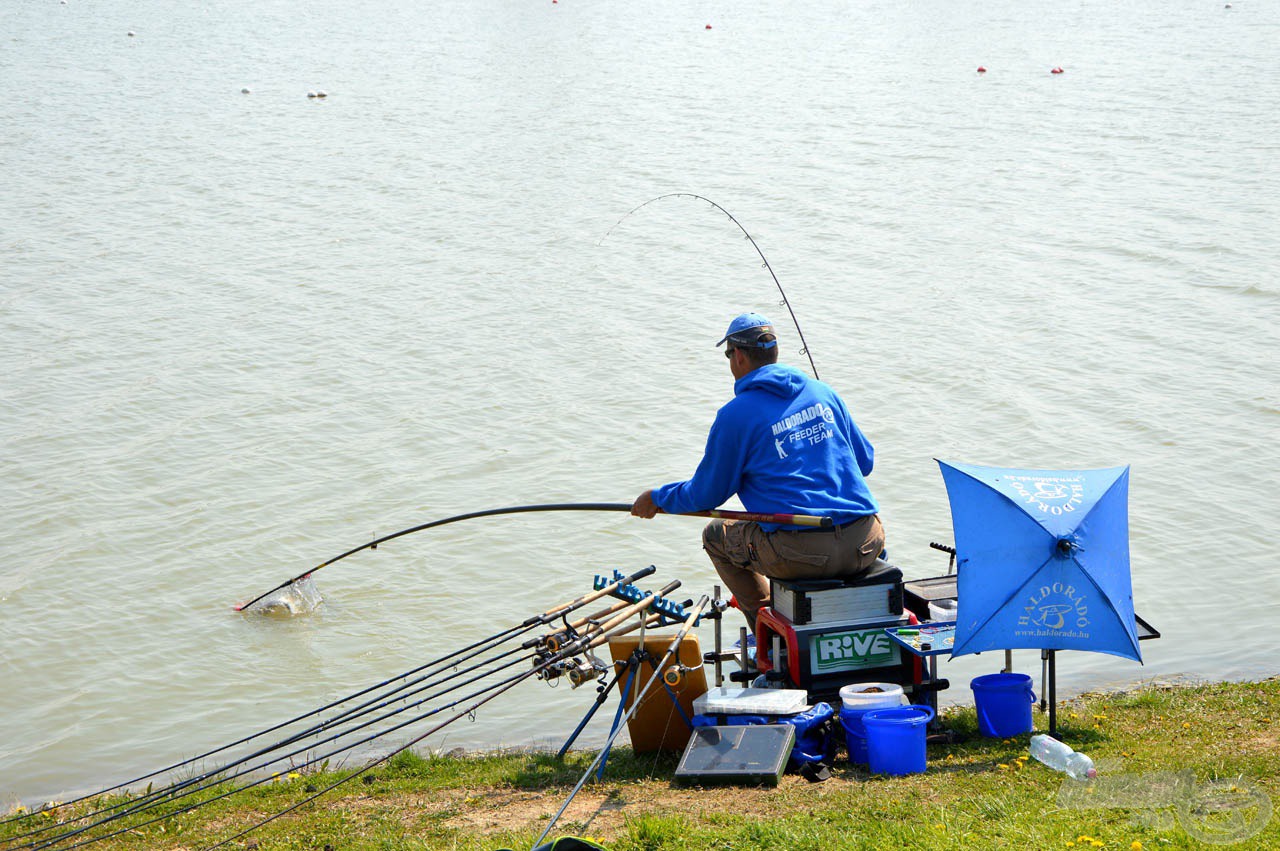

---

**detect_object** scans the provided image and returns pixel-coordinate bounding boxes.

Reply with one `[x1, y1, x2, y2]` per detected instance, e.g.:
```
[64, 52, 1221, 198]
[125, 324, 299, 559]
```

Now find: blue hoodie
[651, 364, 879, 532]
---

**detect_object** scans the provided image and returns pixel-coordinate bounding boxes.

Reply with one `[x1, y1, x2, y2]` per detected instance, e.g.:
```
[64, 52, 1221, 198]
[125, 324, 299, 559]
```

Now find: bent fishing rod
[8, 567, 660, 841]
[601, 192, 820, 379]
[235, 503, 829, 612]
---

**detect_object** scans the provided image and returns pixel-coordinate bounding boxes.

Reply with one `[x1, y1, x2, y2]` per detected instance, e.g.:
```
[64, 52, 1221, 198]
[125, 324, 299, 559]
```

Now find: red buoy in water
[1051, 66, 1065, 74]
[706, 24, 712, 30]
[977, 66, 987, 73]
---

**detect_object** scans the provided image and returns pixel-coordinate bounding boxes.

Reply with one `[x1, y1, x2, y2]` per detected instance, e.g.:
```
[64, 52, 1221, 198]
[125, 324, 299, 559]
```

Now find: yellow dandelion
[998, 763, 1010, 770]
[1066, 843, 1075, 848]
[1130, 841, 1143, 850]
[1182, 722, 1191, 729]
[934, 823, 945, 830]
[287, 772, 301, 780]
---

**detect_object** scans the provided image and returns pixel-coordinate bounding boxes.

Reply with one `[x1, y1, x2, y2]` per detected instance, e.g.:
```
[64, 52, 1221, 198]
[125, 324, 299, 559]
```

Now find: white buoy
[307, 91, 317, 98]
[241, 87, 251, 94]
[127, 31, 135, 37]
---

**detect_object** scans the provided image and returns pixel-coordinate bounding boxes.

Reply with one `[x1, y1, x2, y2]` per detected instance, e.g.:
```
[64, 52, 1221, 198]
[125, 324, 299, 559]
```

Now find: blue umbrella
[937, 460, 1142, 665]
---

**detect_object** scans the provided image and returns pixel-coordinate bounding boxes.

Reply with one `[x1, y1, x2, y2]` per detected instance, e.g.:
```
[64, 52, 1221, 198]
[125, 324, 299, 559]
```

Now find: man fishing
[631, 313, 885, 631]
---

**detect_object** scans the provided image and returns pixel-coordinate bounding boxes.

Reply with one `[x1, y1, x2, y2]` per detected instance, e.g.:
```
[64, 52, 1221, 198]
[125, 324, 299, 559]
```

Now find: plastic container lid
[692, 686, 810, 716]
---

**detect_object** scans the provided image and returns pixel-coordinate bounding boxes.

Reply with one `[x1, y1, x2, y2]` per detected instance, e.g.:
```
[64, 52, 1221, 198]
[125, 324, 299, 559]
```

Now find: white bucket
[839, 682, 905, 713]
[929, 598, 958, 623]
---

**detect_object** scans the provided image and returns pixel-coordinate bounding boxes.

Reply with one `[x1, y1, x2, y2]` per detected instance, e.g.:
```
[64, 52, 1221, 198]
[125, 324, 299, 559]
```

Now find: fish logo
[1009, 476, 1085, 516]
[1017, 582, 1090, 638]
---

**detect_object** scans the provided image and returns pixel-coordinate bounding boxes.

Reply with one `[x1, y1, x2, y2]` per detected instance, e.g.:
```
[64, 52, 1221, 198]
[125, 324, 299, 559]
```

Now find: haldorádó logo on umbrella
[1007, 475, 1085, 516]
[1019, 582, 1091, 640]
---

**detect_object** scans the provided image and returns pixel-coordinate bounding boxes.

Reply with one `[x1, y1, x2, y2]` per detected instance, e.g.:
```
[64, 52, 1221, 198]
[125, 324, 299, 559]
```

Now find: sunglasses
[724, 347, 736, 359]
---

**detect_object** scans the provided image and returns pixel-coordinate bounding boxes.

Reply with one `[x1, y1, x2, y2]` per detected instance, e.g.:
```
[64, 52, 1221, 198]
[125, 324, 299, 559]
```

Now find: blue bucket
[862, 704, 935, 775]
[970, 672, 1036, 737]
[839, 707, 875, 765]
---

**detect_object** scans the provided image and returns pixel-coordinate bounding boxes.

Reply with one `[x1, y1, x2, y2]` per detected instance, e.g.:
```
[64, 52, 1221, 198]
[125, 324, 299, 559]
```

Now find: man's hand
[631, 489, 660, 518]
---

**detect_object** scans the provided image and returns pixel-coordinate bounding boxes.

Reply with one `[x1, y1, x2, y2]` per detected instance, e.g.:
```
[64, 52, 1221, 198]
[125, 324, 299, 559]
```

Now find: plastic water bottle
[1029, 734, 1097, 780]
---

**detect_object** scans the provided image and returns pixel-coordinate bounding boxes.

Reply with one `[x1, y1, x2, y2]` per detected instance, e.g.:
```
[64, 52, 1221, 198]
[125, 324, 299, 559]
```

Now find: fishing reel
[543, 628, 579, 654]
[662, 663, 701, 688]
[533, 650, 568, 682]
[566, 655, 609, 689]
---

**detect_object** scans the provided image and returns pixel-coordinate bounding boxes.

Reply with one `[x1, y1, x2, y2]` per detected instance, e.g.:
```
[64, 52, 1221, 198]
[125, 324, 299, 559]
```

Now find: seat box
[769, 559, 904, 626]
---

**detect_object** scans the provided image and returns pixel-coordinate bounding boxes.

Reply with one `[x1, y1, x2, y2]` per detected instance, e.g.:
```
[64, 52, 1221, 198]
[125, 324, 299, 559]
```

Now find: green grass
[4, 678, 1276, 850]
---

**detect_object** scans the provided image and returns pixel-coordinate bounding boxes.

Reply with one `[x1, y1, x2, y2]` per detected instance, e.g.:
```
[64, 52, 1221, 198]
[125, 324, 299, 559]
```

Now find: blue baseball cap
[716, 313, 778, 349]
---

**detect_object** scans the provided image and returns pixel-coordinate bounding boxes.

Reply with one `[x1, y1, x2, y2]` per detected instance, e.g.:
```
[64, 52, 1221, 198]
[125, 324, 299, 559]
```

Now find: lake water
[2, 0, 1278, 807]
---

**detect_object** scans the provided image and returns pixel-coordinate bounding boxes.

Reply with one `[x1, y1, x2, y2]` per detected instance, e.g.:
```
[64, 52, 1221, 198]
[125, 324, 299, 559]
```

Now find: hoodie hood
[734, 363, 808, 399]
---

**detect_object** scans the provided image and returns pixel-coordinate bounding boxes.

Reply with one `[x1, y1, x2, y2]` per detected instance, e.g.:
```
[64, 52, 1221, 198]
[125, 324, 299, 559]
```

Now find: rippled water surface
[2, 0, 1278, 805]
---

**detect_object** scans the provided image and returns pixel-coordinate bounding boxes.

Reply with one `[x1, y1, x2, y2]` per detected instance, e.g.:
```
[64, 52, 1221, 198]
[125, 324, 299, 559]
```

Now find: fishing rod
[23, 644, 549, 851]
[195, 601, 691, 851]
[601, 192, 820, 379]
[5, 565, 662, 840]
[10, 568, 664, 846]
[235, 503, 829, 613]
[30, 650, 554, 851]
[533, 594, 712, 848]
[21, 574, 682, 850]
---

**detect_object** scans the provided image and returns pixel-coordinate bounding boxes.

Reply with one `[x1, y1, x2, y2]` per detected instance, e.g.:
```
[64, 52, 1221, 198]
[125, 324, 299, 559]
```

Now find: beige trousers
[702, 514, 885, 629]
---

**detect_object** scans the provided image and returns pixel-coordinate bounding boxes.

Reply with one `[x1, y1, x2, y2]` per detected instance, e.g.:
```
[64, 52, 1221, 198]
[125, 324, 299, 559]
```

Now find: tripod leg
[557, 667, 624, 759]
[596, 658, 640, 780]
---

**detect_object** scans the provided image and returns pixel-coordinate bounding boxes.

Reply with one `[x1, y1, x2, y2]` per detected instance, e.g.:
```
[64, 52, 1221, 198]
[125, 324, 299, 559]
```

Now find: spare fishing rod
[32, 573, 667, 843]
[195, 593, 690, 851]
[533, 594, 711, 848]
[8, 629, 533, 840]
[601, 192, 820, 379]
[33, 588, 686, 851]
[18, 571, 678, 851]
[235, 504, 829, 613]
[22, 643, 550, 851]
[5, 565, 662, 843]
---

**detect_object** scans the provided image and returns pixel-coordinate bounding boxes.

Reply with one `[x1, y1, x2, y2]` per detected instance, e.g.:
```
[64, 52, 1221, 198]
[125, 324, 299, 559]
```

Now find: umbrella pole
[1003, 650, 1012, 674]
[1040, 650, 1049, 714]
[1047, 650, 1060, 739]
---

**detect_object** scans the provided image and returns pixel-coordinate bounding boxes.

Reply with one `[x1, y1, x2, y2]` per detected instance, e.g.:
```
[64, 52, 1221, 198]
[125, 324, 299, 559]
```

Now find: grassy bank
[5, 678, 1276, 850]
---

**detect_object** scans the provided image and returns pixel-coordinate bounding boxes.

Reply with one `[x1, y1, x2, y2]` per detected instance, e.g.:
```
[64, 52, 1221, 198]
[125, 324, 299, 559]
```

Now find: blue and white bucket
[838, 683, 904, 765]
